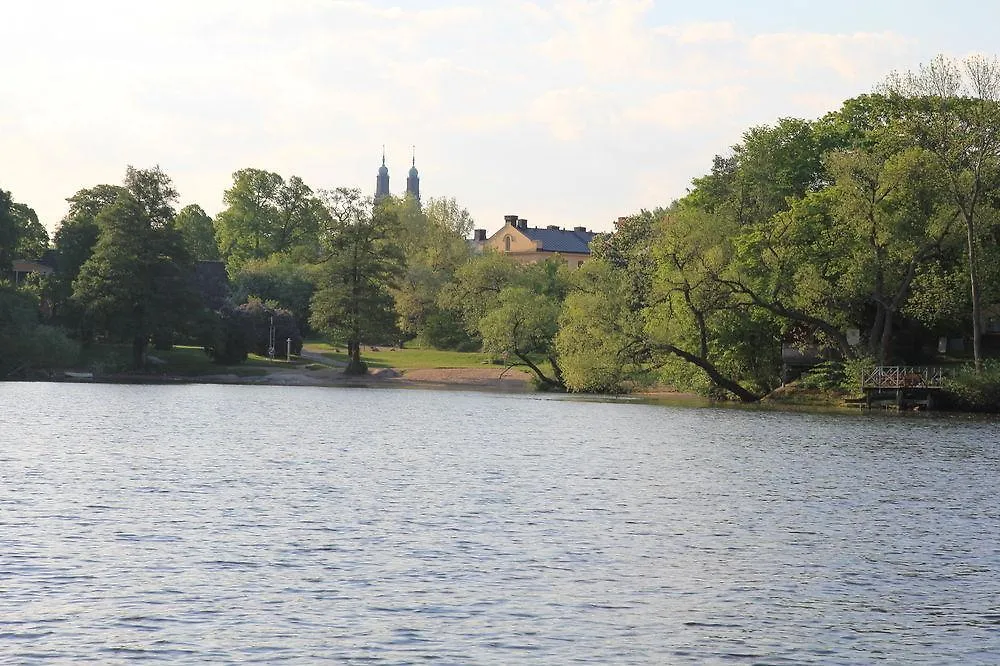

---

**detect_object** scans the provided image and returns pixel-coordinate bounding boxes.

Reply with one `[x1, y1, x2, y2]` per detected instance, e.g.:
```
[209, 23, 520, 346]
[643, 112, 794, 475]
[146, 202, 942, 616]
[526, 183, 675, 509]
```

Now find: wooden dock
[861, 366, 945, 409]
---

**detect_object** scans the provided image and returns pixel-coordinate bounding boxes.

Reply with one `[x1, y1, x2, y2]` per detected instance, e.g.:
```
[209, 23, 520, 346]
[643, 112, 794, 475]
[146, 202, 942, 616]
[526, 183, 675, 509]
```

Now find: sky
[2, 0, 999, 237]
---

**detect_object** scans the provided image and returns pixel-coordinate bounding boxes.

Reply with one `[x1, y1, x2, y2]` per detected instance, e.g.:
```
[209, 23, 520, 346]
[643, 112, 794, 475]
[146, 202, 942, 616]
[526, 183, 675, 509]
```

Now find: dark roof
[520, 227, 596, 254]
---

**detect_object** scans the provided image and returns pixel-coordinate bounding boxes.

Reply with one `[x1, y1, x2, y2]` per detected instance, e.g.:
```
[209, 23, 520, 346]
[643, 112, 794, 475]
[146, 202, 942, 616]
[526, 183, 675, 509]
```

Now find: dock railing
[862, 366, 944, 390]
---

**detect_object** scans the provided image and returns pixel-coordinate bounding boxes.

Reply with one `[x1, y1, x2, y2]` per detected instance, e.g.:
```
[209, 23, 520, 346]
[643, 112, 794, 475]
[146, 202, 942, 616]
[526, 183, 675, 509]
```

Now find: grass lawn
[303, 341, 495, 371]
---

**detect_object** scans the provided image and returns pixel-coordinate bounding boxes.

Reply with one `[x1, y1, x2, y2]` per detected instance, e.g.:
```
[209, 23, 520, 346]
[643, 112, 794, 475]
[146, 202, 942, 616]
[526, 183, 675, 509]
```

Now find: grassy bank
[303, 341, 494, 371]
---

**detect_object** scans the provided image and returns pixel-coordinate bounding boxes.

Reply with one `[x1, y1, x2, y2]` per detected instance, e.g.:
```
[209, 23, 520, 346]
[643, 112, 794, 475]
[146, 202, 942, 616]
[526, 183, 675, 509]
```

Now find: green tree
[0, 285, 79, 378]
[124, 164, 177, 228]
[558, 212, 662, 392]
[216, 169, 325, 266]
[647, 207, 771, 401]
[174, 204, 220, 260]
[0, 189, 20, 272]
[231, 257, 315, 334]
[72, 189, 201, 370]
[822, 147, 960, 362]
[881, 54, 1000, 369]
[11, 203, 48, 261]
[48, 185, 128, 331]
[556, 259, 646, 392]
[444, 253, 568, 388]
[438, 251, 522, 333]
[388, 195, 475, 346]
[309, 188, 404, 374]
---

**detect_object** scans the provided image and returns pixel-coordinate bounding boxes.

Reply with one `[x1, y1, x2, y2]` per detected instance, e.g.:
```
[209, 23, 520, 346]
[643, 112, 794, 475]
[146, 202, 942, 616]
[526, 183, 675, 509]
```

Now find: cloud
[0, 0, 941, 235]
[748, 31, 915, 82]
[623, 86, 746, 130]
[655, 21, 738, 44]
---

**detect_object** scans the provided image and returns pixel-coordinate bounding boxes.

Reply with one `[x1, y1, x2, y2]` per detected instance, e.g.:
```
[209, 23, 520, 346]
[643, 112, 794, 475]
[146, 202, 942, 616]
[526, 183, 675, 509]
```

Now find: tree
[231, 257, 316, 335]
[0, 189, 20, 272]
[309, 188, 404, 374]
[881, 55, 1000, 370]
[48, 185, 128, 331]
[216, 169, 326, 266]
[0, 285, 79, 378]
[124, 164, 177, 228]
[387, 195, 475, 346]
[647, 207, 772, 401]
[11, 203, 48, 261]
[438, 251, 522, 332]
[174, 204, 220, 260]
[73, 187, 201, 370]
[443, 253, 568, 389]
[480, 285, 564, 389]
[558, 213, 661, 392]
[556, 259, 646, 392]
[821, 147, 959, 362]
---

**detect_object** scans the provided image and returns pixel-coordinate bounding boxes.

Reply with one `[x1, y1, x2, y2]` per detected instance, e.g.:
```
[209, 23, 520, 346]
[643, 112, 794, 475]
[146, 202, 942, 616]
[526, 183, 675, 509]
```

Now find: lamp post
[268, 316, 275, 360]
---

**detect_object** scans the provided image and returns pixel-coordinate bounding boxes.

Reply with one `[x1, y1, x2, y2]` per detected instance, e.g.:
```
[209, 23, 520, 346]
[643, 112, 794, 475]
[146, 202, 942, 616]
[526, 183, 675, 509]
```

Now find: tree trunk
[514, 351, 562, 390]
[867, 306, 885, 360]
[132, 335, 147, 371]
[966, 220, 984, 371]
[659, 343, 761, 402]
[878, 308, 894, 365]
[344, 338, 367, 375]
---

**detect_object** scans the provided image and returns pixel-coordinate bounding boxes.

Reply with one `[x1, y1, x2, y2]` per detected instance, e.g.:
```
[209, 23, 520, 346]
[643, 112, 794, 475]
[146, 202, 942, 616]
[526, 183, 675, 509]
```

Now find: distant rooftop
[520, 226, 596, 254]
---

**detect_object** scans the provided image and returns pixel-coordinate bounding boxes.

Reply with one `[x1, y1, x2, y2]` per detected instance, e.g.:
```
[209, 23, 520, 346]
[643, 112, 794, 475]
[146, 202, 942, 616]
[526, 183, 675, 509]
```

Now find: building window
[504, 235, 511, 252]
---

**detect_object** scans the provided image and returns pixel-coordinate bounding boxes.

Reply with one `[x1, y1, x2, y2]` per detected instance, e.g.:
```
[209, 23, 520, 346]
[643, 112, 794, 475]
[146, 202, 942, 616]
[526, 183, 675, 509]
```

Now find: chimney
[573, 226, 587, 233]
[473, 229, 486, 241]
[517, 218, 528, 229]
[504, 214, 519, 226]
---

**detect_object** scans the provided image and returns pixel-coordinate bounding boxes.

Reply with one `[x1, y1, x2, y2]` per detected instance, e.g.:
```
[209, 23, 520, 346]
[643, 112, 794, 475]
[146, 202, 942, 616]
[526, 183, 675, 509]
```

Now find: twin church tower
[375, 147, 420, 204]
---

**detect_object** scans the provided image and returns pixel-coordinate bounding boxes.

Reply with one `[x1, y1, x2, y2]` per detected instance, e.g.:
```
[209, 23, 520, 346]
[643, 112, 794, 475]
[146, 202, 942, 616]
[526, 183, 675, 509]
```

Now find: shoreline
[21, 363, 711, 401]
[41, 365, 539, 394]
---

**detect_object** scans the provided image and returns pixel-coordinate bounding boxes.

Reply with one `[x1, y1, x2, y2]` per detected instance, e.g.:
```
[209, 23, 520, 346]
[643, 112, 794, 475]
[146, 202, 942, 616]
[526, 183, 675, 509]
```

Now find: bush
[798, 361, 847, 390]
[203, 307, 250, 365]
[203, 297, 304, 365]
[0, 286, 80, 376]
[236, 297, 303, 357]
[942, 361, 1000, 412]
[417, 308, 480, 351]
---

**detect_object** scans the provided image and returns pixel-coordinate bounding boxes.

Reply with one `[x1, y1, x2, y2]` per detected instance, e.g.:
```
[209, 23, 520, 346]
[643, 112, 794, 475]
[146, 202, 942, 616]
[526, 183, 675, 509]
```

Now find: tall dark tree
[72, 175, 200, 369]
[0, 189, 19, 272]
[11, 203, 48, 261]
[174, 204, 220, 260]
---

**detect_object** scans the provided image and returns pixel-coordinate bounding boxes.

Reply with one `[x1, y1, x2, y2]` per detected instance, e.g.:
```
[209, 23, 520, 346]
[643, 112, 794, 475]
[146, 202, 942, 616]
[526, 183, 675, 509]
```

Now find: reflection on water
[1, 382, 998, 664]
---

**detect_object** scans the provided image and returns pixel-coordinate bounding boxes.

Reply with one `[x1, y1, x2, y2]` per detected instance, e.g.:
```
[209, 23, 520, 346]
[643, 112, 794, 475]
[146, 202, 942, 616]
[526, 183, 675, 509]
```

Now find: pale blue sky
[2, 0, 997, 235]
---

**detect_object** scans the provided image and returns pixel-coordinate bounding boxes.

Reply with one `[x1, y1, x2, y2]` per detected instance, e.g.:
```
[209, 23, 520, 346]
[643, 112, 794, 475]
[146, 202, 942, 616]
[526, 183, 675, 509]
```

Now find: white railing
[862, 366, 944, 389]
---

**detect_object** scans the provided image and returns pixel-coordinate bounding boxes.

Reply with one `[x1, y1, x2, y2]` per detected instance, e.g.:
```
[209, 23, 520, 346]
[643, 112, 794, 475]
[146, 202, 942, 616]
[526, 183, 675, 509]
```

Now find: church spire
[406, 145, 420, 204]
[375, 145, 390, 202]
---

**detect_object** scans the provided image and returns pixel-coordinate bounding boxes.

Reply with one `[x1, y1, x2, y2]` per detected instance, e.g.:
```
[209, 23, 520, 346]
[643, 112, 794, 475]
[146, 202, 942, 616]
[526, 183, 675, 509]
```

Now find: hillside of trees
[2, 56, 999, 408]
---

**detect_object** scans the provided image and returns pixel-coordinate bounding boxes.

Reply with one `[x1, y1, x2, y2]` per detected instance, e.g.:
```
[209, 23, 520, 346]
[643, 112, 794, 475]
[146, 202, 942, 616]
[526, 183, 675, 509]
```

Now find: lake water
[1, 382, 998, 664]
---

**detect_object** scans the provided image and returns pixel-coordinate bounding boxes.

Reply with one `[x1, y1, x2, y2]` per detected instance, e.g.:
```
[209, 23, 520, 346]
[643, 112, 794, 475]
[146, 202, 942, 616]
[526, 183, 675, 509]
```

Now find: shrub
[798, 361, 847, 390]
[236, 297, 303, 357]
[942, 361, 1000, 412]
[203, 307, 250, 365]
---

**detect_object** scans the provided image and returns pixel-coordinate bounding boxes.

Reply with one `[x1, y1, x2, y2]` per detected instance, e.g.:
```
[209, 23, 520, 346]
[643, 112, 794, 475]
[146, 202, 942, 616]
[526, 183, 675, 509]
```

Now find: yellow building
[478, 215, 597, 268]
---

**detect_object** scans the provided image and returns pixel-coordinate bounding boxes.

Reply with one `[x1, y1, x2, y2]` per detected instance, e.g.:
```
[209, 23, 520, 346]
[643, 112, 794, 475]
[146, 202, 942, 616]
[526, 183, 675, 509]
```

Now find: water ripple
[1, 383, 998, 664]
